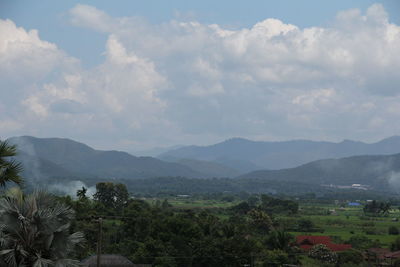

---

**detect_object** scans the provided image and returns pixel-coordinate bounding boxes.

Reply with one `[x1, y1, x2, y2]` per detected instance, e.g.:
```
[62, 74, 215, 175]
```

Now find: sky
[1, 0, 400, 153]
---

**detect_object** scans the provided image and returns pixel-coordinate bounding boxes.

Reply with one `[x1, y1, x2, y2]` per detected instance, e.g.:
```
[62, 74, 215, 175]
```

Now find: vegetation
[52, 186, 400, 266]
[0, 140, 22, 188]
[2, 141, 400, 266]
[363, 200, 391, 215]
[0, 187, 84, 266]
[308, 244, 337, 263]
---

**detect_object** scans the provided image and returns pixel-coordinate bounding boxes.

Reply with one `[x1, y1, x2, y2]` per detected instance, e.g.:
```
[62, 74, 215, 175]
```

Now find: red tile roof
[385, 251, 400, 259]
[296, 235, 352, 252]
[366, 248, 391, 260]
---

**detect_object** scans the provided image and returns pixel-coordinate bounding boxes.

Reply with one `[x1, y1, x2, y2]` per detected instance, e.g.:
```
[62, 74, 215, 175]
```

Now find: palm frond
[0, 140, 18, 158]
[0, 161, 23, 186]
[0, 140, 23, 187]
[0, 190, 85, 265]
[33, 254, 53, 267]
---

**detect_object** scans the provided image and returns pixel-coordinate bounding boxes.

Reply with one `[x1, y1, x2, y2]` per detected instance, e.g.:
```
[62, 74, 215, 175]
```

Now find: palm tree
[0, 140, 23, 187]
[0, 187, 84, 266]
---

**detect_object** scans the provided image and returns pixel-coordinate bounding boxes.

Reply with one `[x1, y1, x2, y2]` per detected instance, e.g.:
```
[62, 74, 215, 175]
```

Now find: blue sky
[1, 1, 400, 152]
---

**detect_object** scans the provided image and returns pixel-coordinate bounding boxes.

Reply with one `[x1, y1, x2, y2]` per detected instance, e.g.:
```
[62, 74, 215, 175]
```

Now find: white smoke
[10, 136, 43, 183]
[49, 180, 96, 198]
[8, 137, 96, 198]
[387, 171, 400, 193]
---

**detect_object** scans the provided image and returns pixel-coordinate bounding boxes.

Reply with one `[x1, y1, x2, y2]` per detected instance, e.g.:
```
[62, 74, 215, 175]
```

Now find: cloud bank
[1, 4, 400, 151]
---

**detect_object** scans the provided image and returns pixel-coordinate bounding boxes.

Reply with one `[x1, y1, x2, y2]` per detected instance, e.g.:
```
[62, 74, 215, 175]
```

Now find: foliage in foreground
[0, 188, 84, 267]
[60, 185, 301, 267]
[0, 140, 23, 188]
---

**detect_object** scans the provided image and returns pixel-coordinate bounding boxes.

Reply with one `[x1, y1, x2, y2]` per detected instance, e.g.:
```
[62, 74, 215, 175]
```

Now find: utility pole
[97, 217, 103, 267]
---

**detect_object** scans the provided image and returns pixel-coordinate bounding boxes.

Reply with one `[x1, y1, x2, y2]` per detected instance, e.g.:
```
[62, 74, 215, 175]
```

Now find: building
[348, 202, 361, 206]
[296, 236, 352, 252]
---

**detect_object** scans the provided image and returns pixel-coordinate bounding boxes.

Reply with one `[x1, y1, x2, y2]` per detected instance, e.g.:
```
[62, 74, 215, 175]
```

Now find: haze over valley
[8, 135, 400, 195]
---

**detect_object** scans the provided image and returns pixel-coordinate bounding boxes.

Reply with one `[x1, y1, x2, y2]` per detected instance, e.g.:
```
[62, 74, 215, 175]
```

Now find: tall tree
[76, 186, 87, 200]
[93, 182, 129, 210]
[0, 187, 84, 266]
[93, 182, 115, 208]
[114, 183, 129, 210]
[0, 140, 22, 188]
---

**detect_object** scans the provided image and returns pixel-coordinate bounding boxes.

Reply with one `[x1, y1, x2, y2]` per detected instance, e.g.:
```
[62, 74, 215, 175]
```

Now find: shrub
[389, 226, 400, 235]
[261, 249, 290, 266]
[363, 227, 383, 235]
[297, 218, 315, 232]
[391, 237, 400, 251]
[394, 258, 400, 267]
[308, 244, 337, 263]
[347, 235, 373, 250]
[337, 249, 364, 265]
[361, 221, 375, 227]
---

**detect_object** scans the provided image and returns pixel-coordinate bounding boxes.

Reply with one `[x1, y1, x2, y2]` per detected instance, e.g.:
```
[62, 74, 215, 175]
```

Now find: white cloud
[69, 4, 117, 33]
[1, 4, 400, 150]
[0, 19, 67, 86]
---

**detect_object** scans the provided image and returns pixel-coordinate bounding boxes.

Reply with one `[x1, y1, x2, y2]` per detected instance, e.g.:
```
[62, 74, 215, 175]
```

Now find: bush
[337, 249, 364, 265]
[394, 258, 400, 267]
[347, 235, 377, 250]
[363, 227, 383, 235]
[389, 226, 400, 235]
[261, 249, 290, 267]
[391, 237, 400, 251]
[308, 244, 337, 264]
[361, 221, 375, 227]
[297, 218, 315, 232]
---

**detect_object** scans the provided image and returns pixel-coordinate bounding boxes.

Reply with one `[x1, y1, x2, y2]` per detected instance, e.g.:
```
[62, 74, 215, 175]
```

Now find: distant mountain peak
[378, 135, 400, 143]
[220, 137, 253, 144]
[339, 139, 359, 144]
[7, 136, 209, 188]
[160, 136, 400, 171]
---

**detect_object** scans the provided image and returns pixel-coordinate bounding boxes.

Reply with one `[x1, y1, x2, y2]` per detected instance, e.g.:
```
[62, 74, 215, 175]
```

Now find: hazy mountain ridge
[160, 136, 400, 171]
[8, 136, 207, 183]
[7, 135, 400, 193]
[238, 153, 400, 190]
[164, 158, 241, 178]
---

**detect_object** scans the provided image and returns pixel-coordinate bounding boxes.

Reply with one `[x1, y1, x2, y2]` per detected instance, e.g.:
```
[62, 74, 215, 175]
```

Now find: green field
[169, 199, 239, 209]
[145, 197, 240, 209]
[147, 197, 400, 248]
[288, 205, 400, 247]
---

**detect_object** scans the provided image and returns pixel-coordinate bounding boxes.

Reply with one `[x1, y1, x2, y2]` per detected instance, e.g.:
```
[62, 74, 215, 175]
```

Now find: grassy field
[145, 197, 240, 209]
[288, 204, 400, 247]
[143, 197, 400, 247]
[168, 199, 239, 209]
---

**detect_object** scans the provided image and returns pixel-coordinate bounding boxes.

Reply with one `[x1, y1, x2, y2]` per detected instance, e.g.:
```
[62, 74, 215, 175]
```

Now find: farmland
[148, 197, 400, 247]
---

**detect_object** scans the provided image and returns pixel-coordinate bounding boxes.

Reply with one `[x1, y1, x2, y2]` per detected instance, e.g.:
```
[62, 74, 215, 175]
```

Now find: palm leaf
[0, 189, 85, 265]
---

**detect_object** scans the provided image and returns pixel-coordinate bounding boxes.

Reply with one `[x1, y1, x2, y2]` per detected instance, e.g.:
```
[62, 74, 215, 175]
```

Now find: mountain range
[5, 135, 400, 193]
[160, 136, 400, 172]
[239, 153, 400, 191]
[8, 136, 204, 183]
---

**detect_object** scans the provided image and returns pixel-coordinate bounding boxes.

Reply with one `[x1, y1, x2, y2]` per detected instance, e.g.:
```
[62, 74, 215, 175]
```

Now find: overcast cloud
[1, 4, 400, 151]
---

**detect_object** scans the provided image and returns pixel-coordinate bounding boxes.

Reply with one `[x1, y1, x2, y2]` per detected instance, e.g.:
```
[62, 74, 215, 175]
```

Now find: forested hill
[8, 136, 206, 181]
[7, 135, 400, 194]
[160, 136, 400, 172]
[238, 153, 400, 190]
